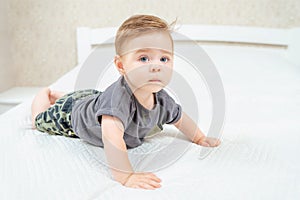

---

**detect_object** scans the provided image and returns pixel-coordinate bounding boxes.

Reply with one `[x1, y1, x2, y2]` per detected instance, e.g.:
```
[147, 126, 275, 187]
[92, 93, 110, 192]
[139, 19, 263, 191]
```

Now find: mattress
[1, 45, 299, 200]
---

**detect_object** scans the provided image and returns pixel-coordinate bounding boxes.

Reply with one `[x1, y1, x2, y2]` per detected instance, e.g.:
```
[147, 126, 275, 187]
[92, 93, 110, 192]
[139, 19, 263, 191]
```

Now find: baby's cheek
[126, 67, 149, 86]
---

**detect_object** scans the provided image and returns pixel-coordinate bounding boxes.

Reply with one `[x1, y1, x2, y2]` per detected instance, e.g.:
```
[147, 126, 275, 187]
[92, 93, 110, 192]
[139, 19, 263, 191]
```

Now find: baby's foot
[49, 90, 65, 104]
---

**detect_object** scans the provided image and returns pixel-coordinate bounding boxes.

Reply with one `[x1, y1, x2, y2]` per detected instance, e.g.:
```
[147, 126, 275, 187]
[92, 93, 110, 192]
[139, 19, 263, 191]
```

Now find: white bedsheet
[1, 45, 300, 200]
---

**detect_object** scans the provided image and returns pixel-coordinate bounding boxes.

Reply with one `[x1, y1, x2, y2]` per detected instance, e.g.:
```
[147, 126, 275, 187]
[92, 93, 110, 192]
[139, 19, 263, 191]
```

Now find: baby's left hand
[196, 136, 221, 147]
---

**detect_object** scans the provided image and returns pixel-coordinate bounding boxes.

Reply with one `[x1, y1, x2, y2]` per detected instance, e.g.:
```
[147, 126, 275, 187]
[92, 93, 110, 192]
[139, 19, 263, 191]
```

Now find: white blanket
[1, 45, 299, 200]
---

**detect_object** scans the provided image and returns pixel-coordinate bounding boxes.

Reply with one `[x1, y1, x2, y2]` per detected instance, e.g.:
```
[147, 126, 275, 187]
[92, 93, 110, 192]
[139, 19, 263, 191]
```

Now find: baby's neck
[133, 90, 155, 110]
[123, 76, 156, 110]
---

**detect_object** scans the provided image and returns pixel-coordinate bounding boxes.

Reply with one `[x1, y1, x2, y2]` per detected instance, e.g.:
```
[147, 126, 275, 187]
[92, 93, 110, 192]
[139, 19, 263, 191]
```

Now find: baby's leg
[31, 87, 65, 129]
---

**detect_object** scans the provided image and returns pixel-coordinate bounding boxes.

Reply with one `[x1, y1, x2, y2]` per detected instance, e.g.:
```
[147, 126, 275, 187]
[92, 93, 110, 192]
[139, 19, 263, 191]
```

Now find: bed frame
[76, 25, 300, 66]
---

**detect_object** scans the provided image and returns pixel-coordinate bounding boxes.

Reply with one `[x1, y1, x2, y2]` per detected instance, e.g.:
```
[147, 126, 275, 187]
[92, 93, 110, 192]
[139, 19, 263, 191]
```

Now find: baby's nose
[149, 65, 161, 72]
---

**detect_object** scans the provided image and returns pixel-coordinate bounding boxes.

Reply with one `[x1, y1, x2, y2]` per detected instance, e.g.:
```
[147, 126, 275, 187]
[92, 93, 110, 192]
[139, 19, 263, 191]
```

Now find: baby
[31, 14, 221, 190]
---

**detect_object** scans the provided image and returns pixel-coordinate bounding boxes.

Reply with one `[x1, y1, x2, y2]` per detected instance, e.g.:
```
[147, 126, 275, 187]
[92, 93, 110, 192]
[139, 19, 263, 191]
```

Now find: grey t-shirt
[71, 76, 182, 148]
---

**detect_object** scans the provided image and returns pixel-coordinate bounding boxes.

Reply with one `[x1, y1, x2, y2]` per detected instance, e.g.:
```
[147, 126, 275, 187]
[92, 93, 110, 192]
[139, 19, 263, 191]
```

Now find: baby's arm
[101, 115, 161, 189]
[173, 112, 221, 147]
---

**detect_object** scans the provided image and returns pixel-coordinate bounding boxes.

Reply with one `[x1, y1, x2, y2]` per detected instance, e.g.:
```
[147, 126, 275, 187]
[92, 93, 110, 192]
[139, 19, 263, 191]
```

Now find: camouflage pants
[35, 89, 101, 137]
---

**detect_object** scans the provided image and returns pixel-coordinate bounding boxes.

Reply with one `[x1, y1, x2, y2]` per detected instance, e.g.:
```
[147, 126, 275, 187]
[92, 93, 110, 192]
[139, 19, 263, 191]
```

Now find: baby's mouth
[148, 79, 162, 83]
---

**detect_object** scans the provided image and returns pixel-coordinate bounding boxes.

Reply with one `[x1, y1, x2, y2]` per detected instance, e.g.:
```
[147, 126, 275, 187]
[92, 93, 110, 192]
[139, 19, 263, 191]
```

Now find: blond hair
[115, 14, 176, 55]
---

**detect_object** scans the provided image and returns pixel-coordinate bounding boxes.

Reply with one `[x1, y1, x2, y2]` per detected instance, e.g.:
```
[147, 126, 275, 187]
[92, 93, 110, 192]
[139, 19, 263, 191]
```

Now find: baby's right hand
[123, 172, 161, 190]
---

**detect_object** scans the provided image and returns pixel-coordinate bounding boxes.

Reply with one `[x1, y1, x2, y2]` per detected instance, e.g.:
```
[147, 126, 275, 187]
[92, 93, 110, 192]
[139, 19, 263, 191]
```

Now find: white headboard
[76, 25, 300, 66]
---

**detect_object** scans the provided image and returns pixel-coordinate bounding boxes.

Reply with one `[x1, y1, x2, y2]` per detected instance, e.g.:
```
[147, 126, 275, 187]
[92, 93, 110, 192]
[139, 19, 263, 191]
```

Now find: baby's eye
[160, 57, 169, 63]
[139, 56, 149, 62]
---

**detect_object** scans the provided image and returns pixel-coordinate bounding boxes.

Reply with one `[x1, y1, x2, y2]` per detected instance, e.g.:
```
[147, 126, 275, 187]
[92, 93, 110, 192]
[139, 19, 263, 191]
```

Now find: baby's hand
[123, 172, 161, 190]
[196, 136, 221, 147]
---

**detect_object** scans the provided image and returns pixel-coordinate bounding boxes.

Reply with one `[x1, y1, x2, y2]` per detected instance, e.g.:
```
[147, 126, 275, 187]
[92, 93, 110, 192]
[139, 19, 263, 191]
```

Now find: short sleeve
[94, 82, 132, 129]
[165, 101, 182, 124]
[158, 90, 182, 125]
[96, 107, 129, 128]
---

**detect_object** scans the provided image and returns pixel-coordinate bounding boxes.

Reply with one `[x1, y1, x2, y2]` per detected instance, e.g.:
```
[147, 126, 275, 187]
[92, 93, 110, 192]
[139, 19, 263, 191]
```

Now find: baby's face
[116, 31, 174, 93]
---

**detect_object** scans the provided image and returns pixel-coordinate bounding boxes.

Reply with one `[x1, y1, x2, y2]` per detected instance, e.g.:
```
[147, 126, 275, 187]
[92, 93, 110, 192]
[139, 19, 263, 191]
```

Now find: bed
[1, 25, 300, 200]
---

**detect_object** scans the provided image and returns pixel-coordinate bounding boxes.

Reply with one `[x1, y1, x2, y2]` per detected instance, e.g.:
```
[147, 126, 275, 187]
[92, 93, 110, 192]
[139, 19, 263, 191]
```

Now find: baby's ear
[114, 55, 125, 75]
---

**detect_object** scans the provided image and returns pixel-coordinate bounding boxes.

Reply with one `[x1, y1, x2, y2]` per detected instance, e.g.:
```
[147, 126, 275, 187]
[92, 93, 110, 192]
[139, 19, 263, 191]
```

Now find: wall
[0, 0, 14, 92]
[6, 0, 300, 87]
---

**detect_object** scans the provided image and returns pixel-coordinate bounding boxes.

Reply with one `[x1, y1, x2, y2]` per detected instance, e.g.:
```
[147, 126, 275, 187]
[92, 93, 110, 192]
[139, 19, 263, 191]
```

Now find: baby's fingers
[199, 141, 210, 147]
[146, 173, 161, 183]
[137, 182, 157, 190]
[125, 172, 162, 190]
[139, 175, 161, 190]
[208, 139, 221, 147]
[146, 180, 161, 188]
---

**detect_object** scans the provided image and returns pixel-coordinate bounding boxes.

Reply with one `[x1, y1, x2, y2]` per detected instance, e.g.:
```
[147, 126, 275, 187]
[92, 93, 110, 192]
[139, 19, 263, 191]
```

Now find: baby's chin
[141, 84, 164, 93]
